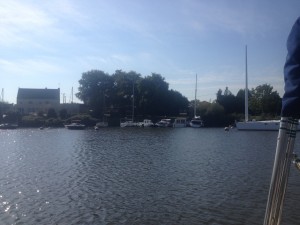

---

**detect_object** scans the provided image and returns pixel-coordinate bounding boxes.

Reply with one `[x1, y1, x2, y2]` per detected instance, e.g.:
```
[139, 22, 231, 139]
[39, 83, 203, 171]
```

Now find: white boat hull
[189, 118, 204, 128]
[120, 121, 138, 127]
[95, 122, 108, 129]
[155, 119, 172, 127]
[139, 119, 154, 127]
[65, 123, 85, 130]
[236, 120, 300, 131]
[173, 118, 187, 128]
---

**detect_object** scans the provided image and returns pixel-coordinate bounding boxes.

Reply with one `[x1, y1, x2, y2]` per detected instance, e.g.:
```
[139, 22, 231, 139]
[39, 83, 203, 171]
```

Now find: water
[0, 128, 300, 225]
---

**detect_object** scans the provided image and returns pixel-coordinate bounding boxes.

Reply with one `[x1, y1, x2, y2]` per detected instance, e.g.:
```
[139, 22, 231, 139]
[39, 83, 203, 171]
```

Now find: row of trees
[76, 70, 189, 119]
[216, 84, 281, 117]
[0, 70, 282, 127]
[76, 70, 282, 126]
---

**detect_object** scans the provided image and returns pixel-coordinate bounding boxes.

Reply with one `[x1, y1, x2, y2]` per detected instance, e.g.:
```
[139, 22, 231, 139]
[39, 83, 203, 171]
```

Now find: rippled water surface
[0, 127, 300, 225]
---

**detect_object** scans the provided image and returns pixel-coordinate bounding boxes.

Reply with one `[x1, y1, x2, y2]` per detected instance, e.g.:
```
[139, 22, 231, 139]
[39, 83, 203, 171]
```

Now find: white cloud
[0, 1, 54, 45]
[0, 58, 65, 76]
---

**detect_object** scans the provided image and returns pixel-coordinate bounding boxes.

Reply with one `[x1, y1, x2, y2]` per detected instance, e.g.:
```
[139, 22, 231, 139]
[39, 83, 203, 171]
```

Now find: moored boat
[94, 121, 108, 130]
[235, 46, 298, 131]
[138, 119, 154, 127]
[0, 123, 18, 129]
[155, 119, 172, 127]
[65, 121, 85, 130]
[173, 118, 187, 128]
[120, 119, 138, 128]
[190, 74, 204, 128]
[189, 116, 204, 128]
[236, 119, 300, 131]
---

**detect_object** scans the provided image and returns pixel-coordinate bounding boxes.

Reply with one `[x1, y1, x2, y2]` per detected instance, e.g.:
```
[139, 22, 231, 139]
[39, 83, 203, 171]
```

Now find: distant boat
[0, 123, 18, 129]
[65, 121, 85, 130]
[138, 119, 154, 127]
[190, 74, 204, 128]
[120, 82, 137, 127]
[237, 119, 300, 131]
[235, 46, 289, 131]
[190, 116, 204, 128]
[94, 121, 108, 130]
[155, 119, 172, 127]
[120, 119, 138, 128]
[236, 120, 280, 131]
[173, 118, 187, 128]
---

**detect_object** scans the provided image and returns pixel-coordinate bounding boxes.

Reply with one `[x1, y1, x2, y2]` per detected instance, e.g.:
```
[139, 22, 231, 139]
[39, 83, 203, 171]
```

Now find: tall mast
[194, 74, 197, 117]
[71, 87, 73, 104]
[245, 45, 249, 122]
[132, 82, 134, 122]
[1, 88, 3, 102]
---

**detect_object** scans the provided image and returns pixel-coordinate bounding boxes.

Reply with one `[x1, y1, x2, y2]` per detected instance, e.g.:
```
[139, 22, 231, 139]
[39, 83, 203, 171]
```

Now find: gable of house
[17, 88, 60, 114]
[17, 88, 60, 101]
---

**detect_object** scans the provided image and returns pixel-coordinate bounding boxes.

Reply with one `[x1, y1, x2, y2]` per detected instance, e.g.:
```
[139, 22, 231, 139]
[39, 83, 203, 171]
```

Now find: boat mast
[194, 74, 197, 117]
[1, 88, 3, 102]
[70, 87, 74, 104]
[245, 45, 249, 122]
[132, 82, 134, 122]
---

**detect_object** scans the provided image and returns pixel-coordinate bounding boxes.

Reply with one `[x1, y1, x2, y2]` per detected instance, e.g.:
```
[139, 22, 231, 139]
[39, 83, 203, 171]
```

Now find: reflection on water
[0, 128, 300, 224]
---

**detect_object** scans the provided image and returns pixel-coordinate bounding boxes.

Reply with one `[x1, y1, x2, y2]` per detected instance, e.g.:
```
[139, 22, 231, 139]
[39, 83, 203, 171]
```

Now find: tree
[249, 84, 281, 116]
[76, 70, 114, 118]
[47, 108, 57, 118]
[59, 109, 68, 119]
[216, 87, 236, 114]
[165, 89, 189, 116]
[111, 70, 142, 117]
[137, 73, 169, 116]
[202, 102, 227, 126]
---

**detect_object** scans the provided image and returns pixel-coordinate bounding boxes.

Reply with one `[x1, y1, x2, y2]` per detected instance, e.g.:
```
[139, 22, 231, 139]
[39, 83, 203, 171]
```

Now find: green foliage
[76, 70, 188, 118]
[59, 109, 68, 119]
[20, 115, 45, 127]
[47, 108, 57, 118]
[76, 70, 114, 117]
[197, 84, 282, 126]
[249, 84, 281, 116]
[216, 87, 236, 114]
[75, 69, 282, 127]
[0, 111, 19, 124]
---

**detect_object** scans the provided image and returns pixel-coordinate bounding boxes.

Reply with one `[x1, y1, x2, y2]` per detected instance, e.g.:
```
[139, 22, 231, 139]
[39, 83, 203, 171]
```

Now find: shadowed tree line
[0, 70, 282, 127]
[76, 70, 282, 127]
[76, 70, 189, 121]
[209, 84, 282, 126]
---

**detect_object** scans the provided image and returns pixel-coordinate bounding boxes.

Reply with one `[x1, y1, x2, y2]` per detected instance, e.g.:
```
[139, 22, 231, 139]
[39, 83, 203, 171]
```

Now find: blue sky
[0, 0, 299, 104]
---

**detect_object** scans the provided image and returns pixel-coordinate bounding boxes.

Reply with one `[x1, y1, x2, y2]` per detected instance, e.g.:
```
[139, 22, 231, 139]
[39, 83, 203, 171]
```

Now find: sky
[0, 0, 300, 104]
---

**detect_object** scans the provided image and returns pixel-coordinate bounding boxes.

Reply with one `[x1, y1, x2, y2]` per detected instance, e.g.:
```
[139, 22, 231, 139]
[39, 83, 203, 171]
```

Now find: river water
[0, 127, 300, 225]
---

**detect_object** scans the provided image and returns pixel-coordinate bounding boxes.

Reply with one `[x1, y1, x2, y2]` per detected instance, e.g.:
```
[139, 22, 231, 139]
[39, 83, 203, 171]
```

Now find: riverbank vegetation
[75, 70, 282, 127]
[0, 70, 282, 127]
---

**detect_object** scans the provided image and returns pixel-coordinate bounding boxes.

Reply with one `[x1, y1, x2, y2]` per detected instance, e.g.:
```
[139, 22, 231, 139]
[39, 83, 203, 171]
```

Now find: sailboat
[190, 74, 204, 128]
[120, 82, 138, 127]
[236, 46, 300, 131]
[95, 92, 108, 129]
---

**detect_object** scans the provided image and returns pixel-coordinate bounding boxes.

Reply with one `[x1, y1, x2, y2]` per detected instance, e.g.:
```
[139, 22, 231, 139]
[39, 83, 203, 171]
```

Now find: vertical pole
[71, 87, 73, 104]
[245, 45, 249, 122]
[194, 74, 197, 117]
[132, 82, 134, 122]
[1, 88, 4, 102]
[263, 117, 298, 225]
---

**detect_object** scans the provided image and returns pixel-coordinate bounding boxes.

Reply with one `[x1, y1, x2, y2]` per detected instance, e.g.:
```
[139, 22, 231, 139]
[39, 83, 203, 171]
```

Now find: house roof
[17, 88, 60, 100]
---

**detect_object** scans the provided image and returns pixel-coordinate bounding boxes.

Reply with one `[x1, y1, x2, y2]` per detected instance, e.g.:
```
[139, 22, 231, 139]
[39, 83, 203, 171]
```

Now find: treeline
[210, 85, 281, 126]
[76, 70, 282, 127]
[76, 70, 189, 119]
